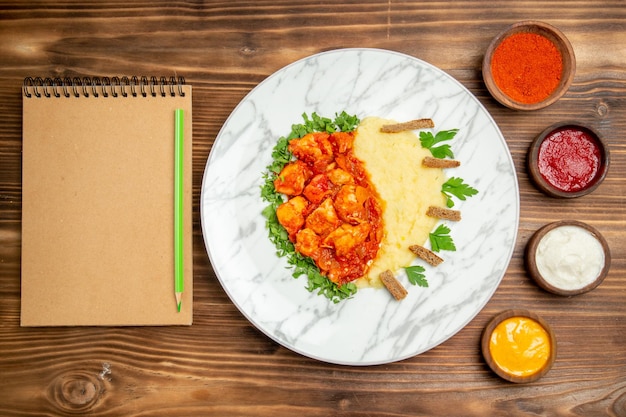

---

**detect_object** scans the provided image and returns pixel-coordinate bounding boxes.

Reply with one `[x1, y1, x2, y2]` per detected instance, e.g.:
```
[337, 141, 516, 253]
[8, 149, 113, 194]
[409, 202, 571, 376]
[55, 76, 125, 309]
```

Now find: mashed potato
[353, 117, 447, 287]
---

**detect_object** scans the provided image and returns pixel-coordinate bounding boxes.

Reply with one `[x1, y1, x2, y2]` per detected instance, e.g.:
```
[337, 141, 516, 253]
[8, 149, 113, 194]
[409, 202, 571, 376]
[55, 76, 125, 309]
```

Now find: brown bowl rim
[525, 220, 611, 296]
[527, 122, 610, 198]
[482, 20, 576, 111]
[481, 309, 557, 383]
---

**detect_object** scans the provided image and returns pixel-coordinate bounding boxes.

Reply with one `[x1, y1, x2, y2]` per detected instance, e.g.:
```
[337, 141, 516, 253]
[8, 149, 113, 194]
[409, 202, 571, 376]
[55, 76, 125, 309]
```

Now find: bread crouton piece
[422, 156, 461, 168]
[409, 244, 444, 267]
[426, 206, 461, 221]
[380, 270, 408, 301]
[380, 118, 435, 133]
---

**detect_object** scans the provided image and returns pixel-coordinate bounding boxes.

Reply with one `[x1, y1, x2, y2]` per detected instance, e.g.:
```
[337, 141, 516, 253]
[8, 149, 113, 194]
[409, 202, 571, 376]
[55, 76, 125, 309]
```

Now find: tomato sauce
[273, 131, 384, 286]
[537, 127, 602, 192]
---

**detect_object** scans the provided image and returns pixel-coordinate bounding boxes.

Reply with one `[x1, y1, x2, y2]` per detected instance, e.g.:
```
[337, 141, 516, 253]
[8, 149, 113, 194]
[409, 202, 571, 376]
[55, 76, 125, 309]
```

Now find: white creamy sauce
[535, 225, 604, 290]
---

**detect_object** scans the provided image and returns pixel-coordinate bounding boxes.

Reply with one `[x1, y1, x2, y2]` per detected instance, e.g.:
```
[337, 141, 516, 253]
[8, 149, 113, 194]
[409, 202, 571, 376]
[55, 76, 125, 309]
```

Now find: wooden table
[1, 1, 625, 415]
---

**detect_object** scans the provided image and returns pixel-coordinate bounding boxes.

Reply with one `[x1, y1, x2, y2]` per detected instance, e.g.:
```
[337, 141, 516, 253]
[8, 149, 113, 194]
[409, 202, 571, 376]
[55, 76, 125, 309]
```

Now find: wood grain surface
[1, 1, 625, 416]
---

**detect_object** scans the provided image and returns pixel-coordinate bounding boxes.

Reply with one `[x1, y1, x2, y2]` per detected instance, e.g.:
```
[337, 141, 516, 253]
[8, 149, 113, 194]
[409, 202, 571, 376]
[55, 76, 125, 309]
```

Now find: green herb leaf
[405, 266, 428, 287]
[429, 224, 456, 252]
[441, 177, 479, 208]
[260, 112, 360, 303]
[306, 112, 335, 133]
[334, 111, 360, 132]
[268, 136, 292, 172]
[430, 144, 454, 159]
[419, 129, 458, 159]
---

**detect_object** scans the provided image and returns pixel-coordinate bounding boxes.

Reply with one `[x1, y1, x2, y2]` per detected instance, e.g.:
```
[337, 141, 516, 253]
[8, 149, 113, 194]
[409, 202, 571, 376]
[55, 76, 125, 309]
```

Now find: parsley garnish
[429, 224, 456, 252]
[261, 112, 360, 303]
[404, 265, 428, 287]
[333, 111, 360, 132]
[288, 111, 360, 138]
[441, 177, 479, 208]
[419, 129, 458, 159]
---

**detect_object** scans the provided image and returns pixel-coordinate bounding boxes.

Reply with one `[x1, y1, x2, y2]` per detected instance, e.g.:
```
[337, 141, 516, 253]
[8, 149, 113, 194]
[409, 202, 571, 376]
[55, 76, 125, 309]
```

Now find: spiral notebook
[21, 76, 193, 326]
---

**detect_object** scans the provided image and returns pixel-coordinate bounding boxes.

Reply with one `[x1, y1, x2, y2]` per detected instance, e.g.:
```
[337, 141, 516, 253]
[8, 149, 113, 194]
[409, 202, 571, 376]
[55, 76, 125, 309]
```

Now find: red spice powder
[537, 127, 601, 192]
[491, 32, 563, 104]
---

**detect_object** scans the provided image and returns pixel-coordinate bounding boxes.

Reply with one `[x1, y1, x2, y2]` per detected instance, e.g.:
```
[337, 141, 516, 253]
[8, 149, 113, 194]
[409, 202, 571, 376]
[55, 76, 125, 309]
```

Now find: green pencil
[174, 108, 184, 312]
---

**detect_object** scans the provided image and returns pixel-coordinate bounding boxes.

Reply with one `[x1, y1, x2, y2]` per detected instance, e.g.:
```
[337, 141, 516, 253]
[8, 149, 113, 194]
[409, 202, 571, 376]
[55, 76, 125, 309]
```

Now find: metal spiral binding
[23, 76, 186, 98]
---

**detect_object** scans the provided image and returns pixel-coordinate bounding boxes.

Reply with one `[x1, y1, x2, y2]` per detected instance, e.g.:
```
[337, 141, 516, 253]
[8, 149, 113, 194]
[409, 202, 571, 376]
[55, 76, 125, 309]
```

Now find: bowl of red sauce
[528, 122, 610, 198]
[482, 20, 576, 110]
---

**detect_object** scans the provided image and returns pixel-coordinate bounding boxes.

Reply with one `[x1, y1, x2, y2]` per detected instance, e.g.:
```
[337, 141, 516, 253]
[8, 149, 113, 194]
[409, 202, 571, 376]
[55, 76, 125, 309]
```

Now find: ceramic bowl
[527, 122, 609, 198]
[482, 309, 556, 383]
[526, 220, 611, 296]
[482, 20, 576, 110]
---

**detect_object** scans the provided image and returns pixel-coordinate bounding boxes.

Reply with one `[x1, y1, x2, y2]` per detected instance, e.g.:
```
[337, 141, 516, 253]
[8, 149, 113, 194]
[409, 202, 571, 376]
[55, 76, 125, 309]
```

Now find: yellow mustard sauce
[489, 316, 551, 377]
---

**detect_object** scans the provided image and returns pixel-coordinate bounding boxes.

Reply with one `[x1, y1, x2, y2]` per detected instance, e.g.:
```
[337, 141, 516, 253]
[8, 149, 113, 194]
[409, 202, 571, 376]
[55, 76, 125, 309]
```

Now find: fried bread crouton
[409, 244, 444, 267]
[380, 270, 408, 300]
[422, 156, 461, 168]
[380, 118, 435, 133]
[426, 206, 461, 221]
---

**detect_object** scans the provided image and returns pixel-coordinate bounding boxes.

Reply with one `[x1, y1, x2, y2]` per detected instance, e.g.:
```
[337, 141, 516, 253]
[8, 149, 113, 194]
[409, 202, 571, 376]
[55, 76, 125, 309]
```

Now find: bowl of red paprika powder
[527, 122, 610, 198]
[482, 21, 576, 110]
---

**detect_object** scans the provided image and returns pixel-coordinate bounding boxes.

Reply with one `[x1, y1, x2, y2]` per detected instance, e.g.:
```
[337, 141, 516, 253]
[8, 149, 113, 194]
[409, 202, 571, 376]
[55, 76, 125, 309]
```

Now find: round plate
[201, 48, 519, 365]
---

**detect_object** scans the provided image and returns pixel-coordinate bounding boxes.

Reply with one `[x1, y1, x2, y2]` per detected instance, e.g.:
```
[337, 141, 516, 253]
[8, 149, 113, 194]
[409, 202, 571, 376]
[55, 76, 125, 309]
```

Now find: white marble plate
[200, 48, 519, 365]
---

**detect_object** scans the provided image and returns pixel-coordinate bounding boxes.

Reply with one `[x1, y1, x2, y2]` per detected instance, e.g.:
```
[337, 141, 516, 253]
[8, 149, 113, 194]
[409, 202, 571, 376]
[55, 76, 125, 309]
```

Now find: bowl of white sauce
[525, 220, 611, 296]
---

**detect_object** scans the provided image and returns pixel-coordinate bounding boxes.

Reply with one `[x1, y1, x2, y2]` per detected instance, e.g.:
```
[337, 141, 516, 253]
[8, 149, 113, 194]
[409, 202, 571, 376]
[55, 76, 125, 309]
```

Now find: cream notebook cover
[21, 76, 193, 326]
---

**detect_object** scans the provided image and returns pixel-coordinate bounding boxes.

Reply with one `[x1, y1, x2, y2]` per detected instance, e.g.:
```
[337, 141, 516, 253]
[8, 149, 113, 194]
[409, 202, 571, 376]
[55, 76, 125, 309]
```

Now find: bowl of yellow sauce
[481, 309, 556, 383]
